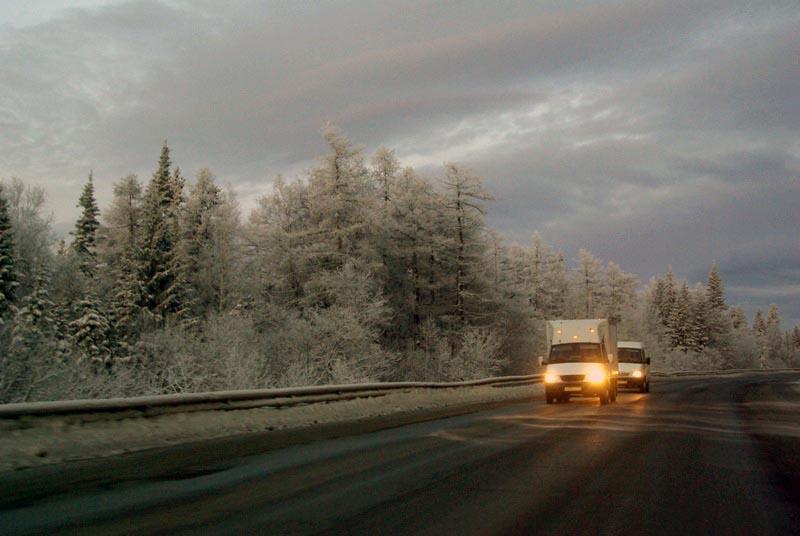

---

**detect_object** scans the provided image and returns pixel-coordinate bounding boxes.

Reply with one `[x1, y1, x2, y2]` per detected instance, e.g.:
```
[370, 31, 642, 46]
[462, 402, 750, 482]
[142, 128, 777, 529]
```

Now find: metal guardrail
[2, 368, 797, 421]
[650, 368, 800, 377]
[0, 374, 544, 420]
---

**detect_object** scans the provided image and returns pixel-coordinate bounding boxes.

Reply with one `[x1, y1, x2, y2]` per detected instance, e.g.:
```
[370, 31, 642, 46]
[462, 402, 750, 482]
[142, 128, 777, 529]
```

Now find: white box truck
[538, 319, 619, 405]
[617, 341, 650, 393]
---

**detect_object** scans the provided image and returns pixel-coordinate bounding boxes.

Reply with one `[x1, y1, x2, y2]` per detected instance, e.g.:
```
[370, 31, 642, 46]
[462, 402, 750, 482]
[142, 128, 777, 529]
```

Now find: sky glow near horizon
[1, 0, 798, 325]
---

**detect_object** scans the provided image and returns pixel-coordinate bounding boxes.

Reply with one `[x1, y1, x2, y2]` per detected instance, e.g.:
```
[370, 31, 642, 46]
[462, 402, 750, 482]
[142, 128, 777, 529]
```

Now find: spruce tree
[753, 309, 767, 337]
[706, 260, 726, 310]
[0, 185, 18, 321]
[72, 172, 100, 277]
[660, 267, 676, 327]
[730, 307, 747, 329]
[10, 265, 57, 355]
[69, 293, 112, 370]
[138, 142, 193, 325]
[668, 281, 690, 349]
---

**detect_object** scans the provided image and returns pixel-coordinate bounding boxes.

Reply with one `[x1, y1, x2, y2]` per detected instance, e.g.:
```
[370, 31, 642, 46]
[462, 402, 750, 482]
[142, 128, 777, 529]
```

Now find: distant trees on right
[642, 261, 795, 369]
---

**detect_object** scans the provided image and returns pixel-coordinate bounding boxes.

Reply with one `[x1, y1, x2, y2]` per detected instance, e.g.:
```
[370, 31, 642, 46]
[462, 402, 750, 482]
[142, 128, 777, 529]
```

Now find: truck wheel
[559, 394, 569, 403]
[639, 382, 647, 393]
[645, 381, 650, 393]
[610, 386, 617, 402]
[599, 388, 609, 405]
[546, 396, 554, 404]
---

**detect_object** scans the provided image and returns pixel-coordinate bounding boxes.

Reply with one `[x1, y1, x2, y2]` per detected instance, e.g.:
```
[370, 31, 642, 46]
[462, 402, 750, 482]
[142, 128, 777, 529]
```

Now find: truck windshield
[549, 343, 604, 363]
[619, 348, 644, 363]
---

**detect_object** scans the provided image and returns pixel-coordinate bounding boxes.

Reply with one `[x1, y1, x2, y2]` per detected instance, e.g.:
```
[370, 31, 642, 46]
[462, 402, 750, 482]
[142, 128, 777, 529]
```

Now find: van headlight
[586, 367, 606, 383]
[544, 371, 559, 384]
[632, 370, 643, 378]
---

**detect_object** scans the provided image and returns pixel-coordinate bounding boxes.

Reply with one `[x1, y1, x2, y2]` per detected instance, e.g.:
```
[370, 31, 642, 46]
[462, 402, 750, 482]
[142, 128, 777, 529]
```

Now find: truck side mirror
[646, 357, 651, 365]
[538, 355, 545, 367]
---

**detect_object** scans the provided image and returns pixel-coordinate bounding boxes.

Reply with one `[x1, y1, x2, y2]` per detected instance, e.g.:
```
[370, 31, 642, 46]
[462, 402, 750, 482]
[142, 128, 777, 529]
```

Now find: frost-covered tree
[183, 168, 240, 314]
[2, 178, 54, 296]
[138, 143, 194, 325]
[0, 185, 18, 321]
[440, 163, 493, 330]
[69, 293, 112, 370]
[687, 283, 709, 352]
[571, 249, 604, 318]
[307, 125, 373, 265]
[668, 281, 691, 349]
[764, 304, 788, 366]
[101, 175, 142, 266]
[72, 172, 100, 277]
[706, 260, 725, 310]
[601, 261, 638, 323]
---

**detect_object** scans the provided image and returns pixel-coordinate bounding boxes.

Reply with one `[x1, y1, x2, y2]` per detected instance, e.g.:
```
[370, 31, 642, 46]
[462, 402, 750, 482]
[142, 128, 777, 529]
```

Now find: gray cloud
[1, 0, 798, 325]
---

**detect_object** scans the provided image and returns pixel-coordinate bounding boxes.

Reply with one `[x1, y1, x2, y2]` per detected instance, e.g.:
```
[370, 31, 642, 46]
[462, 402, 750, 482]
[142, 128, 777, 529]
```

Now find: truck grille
[619, 371, 630, 377]
[560, 374, 585, 382]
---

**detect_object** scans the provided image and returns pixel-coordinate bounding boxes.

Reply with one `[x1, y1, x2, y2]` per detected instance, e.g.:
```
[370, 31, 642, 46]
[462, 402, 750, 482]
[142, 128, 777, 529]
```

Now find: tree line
[1, 127, 798, 402]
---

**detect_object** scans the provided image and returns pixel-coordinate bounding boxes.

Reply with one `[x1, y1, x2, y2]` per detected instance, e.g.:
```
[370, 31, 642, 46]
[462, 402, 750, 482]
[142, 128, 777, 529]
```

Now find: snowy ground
[0, 383, 542, 472]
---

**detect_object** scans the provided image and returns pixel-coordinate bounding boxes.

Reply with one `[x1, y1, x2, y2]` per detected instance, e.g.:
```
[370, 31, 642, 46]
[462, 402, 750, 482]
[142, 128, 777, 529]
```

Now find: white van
[617, 341, 650, 393]
[538, 319, 619, 405]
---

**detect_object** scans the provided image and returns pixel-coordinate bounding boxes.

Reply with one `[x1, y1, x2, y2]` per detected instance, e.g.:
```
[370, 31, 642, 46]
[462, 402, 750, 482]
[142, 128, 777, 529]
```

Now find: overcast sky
[1, 0, 798, 326]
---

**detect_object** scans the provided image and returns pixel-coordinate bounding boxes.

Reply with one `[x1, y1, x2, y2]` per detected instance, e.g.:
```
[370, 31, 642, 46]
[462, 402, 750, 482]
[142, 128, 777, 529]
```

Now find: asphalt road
[2, 373, 799, 535]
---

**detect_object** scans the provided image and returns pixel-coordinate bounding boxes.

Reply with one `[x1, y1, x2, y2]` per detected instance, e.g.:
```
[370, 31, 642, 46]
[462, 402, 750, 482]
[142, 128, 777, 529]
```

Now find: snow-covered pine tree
[69, 292, 112, 370]
[72, 172, 100, 277]
[730, 307, 747, 329]
[138, 142, 194, 326]
[10, 265, 59, 357]
[668, 280, 691, 350]
[660, 267, 676, 326]
[0, 185, 18, 322]
[764, 304, 787, 366]
[687, 283, 709, 351]
[706, 260, 725, 310]
[753, 309, 767, 337]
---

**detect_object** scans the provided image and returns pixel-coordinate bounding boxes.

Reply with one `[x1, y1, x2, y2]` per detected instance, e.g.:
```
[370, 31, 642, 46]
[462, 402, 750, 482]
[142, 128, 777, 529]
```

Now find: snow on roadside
[0, 383, 542, 472]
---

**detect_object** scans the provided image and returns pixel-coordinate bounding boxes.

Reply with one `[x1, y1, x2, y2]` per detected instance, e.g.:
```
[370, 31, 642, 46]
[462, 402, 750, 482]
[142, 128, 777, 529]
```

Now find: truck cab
[539, 319, 619, 405]
[617, 341, 650, 393]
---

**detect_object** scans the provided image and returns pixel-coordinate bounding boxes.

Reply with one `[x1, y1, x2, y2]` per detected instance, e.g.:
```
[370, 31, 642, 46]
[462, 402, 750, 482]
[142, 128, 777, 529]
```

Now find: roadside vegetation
[1, 127, 798, 402]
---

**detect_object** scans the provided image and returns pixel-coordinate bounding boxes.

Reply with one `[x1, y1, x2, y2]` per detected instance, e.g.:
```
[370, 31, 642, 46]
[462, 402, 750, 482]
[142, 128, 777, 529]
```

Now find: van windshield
[549, 343, 604, 363]
[619, 348, 644, 363]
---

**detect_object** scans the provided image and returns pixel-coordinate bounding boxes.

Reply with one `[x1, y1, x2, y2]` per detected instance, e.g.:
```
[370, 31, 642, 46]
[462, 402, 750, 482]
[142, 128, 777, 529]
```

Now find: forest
[1, 127, 798, 403]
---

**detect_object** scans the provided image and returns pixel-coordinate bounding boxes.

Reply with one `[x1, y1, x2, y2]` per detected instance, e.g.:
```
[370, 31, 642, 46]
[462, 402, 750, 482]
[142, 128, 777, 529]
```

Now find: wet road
[2, 373, 799, 535]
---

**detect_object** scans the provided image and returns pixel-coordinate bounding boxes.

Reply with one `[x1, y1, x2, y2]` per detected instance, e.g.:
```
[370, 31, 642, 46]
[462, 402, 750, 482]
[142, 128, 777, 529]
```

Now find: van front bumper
[546, 382, 606, 397]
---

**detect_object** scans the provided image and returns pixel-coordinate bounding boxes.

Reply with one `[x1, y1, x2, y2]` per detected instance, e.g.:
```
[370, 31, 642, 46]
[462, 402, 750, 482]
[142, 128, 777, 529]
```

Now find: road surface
[2, 373, 799, 535]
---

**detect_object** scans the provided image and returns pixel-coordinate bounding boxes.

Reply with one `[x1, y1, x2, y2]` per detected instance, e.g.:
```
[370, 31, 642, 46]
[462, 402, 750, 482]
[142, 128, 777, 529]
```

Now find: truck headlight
[632, 370, 643, 378]
[544, 371, 559, 384]
[586, 367, 606, 383]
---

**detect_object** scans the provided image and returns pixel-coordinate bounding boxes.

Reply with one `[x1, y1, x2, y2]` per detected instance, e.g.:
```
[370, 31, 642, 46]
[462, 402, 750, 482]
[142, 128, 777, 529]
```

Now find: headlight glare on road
[632, 370, 643, 378]
[544, 371, 559, 384]
[586, 367, 606, 383]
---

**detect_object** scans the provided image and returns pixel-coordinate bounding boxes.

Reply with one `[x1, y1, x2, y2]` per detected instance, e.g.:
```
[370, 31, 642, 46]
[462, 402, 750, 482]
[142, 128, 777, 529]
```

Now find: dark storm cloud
[1, 0, 798, 325]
